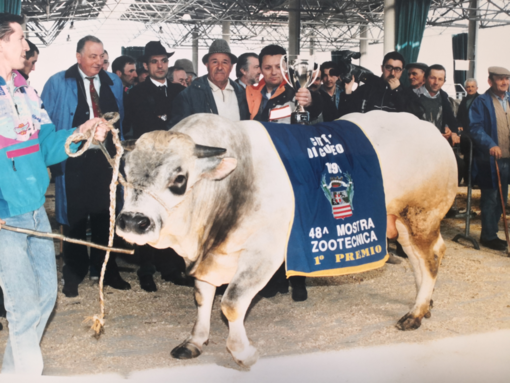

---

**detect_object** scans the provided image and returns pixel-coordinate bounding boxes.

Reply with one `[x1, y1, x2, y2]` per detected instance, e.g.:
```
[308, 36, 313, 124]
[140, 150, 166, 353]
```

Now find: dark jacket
[319, 87, 344, 122]
[339, 75, 409, 117]
[124, 78, 185, 139]
[469, 90, 510, 189]
[413, 88, 459, 134]
[246, 79, 322, 123]
[457, 92, 480, 134]
[168, 75, 250, 128]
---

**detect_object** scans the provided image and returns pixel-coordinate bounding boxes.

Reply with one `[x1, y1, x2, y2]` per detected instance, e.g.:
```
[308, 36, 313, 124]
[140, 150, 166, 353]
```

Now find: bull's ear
[202, 158, 237, 180]
[194, 144, 226, 158]
[121, 139, 137, 152]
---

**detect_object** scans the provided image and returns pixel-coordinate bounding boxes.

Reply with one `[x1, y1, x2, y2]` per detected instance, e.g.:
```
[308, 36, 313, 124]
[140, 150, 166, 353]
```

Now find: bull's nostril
[137, 217, 151, 231]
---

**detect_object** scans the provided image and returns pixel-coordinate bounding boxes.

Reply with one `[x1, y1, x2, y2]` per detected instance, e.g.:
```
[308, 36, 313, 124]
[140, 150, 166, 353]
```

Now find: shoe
[63, 282, 79, 298]
[161, 271, 193, 287]
[89, 265, 99, 281]
[139, 275, 157, 292]
[103, 273, 131, 290]
[258, 281, 289, 298]
[386, 254, 403, 265]
[394, 242, 408, 258]
[480, 238, 507, 251]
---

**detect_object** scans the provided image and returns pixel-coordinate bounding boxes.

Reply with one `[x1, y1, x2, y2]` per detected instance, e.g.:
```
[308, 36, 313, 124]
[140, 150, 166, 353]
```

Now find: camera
[331, 50, 374, 84]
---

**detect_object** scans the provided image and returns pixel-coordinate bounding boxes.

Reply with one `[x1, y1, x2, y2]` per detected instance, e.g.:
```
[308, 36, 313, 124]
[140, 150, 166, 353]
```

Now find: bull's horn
[194, 144, 226, 158]
[121, 139, 137, 152]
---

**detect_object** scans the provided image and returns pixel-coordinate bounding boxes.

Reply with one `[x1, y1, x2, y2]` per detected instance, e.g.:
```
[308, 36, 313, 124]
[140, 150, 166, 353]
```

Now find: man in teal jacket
[0, 13, 108, 375]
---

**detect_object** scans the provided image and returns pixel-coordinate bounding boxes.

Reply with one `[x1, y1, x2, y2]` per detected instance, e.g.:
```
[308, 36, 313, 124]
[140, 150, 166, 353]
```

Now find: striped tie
[86, 77, 102, 117]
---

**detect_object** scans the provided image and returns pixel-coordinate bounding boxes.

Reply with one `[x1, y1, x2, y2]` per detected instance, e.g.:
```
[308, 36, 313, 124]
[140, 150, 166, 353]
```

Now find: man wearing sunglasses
[341, 51, 409, 115]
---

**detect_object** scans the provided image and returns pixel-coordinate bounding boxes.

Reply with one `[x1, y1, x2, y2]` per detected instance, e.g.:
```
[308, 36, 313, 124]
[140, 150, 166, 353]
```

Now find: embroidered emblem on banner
[321, 170, 354, 220]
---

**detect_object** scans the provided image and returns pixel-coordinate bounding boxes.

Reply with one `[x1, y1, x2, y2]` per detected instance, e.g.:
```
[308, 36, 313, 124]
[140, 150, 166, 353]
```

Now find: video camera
[331, 50, 375, 84]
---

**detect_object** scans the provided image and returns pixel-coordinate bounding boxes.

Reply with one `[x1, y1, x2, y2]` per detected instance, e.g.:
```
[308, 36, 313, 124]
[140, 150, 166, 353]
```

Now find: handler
[0, 13, 108, 375]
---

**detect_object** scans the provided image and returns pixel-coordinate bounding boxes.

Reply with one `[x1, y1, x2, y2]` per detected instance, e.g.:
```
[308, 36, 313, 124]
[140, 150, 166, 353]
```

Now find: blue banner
[262, 120, 388, 277]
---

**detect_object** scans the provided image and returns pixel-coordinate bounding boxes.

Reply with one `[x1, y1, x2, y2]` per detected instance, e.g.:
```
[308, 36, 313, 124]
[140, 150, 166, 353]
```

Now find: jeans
[0, 206, 57, 375]
[480, 158, 510, 241]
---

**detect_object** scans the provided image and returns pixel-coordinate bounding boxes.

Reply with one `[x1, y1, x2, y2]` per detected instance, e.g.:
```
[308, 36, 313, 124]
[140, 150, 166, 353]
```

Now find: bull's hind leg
[394, 220, 445, 331]
[171, 279, 216, 359]
[221, 250, 283, 368]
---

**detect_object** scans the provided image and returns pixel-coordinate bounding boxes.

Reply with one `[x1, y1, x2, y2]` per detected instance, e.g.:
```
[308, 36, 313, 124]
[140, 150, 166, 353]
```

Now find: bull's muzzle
[116, 213, 153, 235]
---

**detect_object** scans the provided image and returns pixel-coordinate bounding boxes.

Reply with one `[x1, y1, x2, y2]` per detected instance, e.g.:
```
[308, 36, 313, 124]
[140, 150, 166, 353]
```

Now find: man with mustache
[168, 39, 249, 127]
[41, 35, 130, 297]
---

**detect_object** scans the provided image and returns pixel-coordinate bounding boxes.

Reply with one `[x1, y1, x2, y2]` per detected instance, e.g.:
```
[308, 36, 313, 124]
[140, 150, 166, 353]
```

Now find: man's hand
[387, 78, 400, 90]
[344, 75, 356, 95]
[0, 219, 4, 231]
[490, 145, 502, 159]
[451, 132, 460, 145]
[295, 88, 312, 108]
[442, 126, 452, 140]
[78, 118, 110, 142]
[458, 126, 464, 132]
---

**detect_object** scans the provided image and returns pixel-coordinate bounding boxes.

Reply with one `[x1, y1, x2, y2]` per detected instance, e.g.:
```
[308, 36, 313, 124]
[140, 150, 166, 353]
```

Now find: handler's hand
[451, 132, 461, 145]
[0, 218, 4, 230]
[78, 118, 110, 142]
[490, 145, 502, 159]
[442, 126, 452, 140]
[344, 75, 356, 94]
[295, 88, 312, 108]
[387, 77, 400, 90]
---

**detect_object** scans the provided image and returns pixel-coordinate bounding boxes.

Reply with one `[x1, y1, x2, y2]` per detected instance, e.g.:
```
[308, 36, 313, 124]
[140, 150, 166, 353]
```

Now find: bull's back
[341, 111, 457, 218]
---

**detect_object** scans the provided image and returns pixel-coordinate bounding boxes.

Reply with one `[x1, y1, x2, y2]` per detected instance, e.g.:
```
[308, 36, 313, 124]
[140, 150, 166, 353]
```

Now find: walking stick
[494, 159, 510, 255]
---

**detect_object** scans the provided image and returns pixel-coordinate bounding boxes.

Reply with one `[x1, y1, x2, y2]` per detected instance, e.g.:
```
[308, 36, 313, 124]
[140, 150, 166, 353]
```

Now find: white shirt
[150, 77, 168, 95]
[416, 84, 440, 99]
[207, 78, 240, 121]
[78, 66, 101, 120]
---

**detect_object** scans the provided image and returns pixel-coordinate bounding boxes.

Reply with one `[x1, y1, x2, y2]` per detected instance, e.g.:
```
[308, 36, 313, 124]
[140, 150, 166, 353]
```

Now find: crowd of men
[2, 9, 510, 373]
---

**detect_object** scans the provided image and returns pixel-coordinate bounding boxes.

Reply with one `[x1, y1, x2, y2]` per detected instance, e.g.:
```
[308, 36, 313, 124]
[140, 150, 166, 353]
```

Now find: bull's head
[116, 130, 237, 248]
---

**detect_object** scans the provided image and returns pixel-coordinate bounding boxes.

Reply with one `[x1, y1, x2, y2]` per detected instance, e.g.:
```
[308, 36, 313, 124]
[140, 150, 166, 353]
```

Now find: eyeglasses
[384, 65, 403, 73]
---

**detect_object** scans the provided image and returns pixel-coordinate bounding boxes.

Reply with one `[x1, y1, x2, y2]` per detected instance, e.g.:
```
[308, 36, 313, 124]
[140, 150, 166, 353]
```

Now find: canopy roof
[22, 0, 510, 49]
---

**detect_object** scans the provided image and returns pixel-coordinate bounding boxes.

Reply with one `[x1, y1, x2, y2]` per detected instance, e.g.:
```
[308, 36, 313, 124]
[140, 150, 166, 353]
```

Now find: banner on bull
[262, 120, 388, 277]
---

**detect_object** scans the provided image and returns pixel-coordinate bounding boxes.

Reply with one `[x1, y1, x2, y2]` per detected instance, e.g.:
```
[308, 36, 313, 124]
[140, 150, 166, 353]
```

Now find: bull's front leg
[171, 279, 215, 359]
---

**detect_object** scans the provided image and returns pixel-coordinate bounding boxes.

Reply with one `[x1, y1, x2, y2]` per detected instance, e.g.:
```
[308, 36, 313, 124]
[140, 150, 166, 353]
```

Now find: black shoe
[139, 275, 157, 292]
[62, 282, 79, 298]
[291, 286, 308, 302]
[258, 281, 289, 298]
[161, 271, 193, 286]
[480, 238, 507, 251]
[103, 273, 131, 290]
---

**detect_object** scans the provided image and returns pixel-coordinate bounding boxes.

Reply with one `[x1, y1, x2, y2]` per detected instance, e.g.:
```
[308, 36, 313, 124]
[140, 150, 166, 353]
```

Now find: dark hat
[405, 62, 428, 72]
[488, 66, 510, 76]
[174, 58, 196, 76]
[143, 41, 174, 61]
[202, 39, 237, 65]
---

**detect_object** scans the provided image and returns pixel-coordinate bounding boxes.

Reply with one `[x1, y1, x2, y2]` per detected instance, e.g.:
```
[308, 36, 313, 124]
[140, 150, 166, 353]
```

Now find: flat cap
[405, 62, 428, 72]
[488, 66, 510, 76]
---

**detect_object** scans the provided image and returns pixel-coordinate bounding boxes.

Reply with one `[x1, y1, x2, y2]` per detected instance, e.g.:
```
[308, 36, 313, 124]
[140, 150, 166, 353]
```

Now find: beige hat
[202, 39, 237, 65]
[174, 58, 196, 76]
[488, 66, 510, 76]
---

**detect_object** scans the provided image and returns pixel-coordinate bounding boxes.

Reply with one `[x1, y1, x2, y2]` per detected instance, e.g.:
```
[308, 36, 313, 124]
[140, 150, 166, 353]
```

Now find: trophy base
[291, 111, 310, 125]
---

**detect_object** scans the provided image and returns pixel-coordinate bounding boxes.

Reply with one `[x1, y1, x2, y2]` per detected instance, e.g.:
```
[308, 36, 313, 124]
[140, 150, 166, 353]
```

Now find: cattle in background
[116, 111, 457, 367]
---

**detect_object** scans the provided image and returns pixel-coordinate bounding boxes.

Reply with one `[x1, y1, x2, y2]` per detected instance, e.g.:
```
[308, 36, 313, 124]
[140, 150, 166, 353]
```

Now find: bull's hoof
[170, 341, 202, 359]
[396, 314, 422, 331]
[228, 344, 259, 369]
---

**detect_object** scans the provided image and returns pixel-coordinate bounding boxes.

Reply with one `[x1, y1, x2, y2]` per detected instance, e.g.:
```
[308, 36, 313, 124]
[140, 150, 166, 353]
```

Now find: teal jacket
[0, 71, 78, 219]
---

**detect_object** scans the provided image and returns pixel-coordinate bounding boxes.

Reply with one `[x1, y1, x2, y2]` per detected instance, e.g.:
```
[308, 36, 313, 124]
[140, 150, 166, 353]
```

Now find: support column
[359, 26, 368, 67]
[309, 32, 314, 56]
[288, 0, 300, 56]
[384, 0, 396, 53]
[222, 21, 230, 43]
[467, 0, 479, 79]
[192, 29, 199, 76]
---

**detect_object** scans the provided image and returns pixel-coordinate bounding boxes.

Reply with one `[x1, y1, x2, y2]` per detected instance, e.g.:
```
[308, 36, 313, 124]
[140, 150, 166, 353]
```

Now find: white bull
[116, 111, 457, 367]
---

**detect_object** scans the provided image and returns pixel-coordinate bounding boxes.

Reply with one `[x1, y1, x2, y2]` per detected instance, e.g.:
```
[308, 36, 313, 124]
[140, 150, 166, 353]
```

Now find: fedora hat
[202, 39, 237, 65]
[143, 41, 174, 61]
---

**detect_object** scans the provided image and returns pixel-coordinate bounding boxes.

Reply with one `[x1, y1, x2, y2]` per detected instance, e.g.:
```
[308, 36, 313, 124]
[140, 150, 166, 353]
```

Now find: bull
[116, 111, 457, 367]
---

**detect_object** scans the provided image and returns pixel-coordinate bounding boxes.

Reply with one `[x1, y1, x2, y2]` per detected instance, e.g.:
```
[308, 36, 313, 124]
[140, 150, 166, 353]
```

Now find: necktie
[159, 85, 167, 97]
[86, 77, 102, 117]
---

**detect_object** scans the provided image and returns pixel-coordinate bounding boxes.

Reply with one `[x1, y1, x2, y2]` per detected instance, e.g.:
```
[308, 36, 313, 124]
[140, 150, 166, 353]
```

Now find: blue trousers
[0, 206, 57, 375]
[480, 158, 510, 242]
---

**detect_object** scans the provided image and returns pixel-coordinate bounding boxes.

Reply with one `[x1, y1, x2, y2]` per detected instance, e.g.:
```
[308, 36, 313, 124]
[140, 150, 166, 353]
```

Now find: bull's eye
[169, 173, 188, 195]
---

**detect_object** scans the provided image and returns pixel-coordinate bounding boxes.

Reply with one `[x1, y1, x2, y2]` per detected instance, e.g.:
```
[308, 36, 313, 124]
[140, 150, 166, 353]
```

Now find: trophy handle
[280, 55, 294, 88]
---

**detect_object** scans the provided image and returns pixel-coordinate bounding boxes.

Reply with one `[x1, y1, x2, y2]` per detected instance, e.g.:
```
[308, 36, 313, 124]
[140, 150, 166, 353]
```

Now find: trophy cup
[280, 55, 318, 125]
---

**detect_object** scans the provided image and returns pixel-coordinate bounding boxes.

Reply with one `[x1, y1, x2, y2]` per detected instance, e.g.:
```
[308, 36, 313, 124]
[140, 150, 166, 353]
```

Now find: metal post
[360, 26, 368, 67]
[310, 33, 314, 56]
[192, 30, 199, 77]
[384, 0, 396, 53]
[222, 21, 231, 43]
[467, 0, 479, 79]
[288, 0, 300, 56]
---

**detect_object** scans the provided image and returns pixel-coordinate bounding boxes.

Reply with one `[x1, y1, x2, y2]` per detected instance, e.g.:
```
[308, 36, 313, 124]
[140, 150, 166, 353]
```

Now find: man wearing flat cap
[168, 39, 249, 127]
[470, 66, 510, 251]
[406, 62, 428, 91]
[123, 41, 189, 291]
